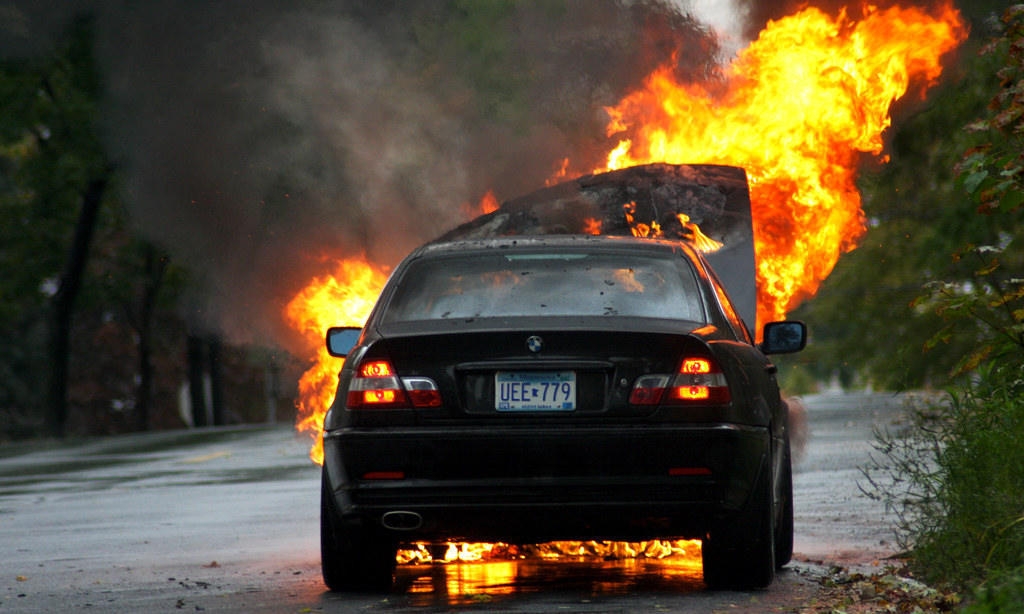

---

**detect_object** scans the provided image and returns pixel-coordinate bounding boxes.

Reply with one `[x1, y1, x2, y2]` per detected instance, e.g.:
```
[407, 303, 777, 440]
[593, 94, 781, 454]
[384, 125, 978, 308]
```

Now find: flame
[397, 539, 702, 564]
[461, 190, 501, 218]
[478, 190, 500, 215]
[283, 257, 389, 464]
[622, 203, 723, 253]
[600, 3, 965, 323]
[546, 157, 572, 186]
[678, 213, 724, 253]
[283, 2, 967, 565]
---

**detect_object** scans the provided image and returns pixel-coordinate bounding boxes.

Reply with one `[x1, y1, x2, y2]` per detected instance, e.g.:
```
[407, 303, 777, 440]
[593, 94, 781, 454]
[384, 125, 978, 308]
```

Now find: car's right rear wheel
[701, 462, 776, 590]
[320, 471, 396, 592]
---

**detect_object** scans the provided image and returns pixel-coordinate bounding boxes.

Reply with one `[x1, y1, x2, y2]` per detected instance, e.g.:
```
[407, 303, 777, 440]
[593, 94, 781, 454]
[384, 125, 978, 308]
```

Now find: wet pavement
[0, 392, 915, 612]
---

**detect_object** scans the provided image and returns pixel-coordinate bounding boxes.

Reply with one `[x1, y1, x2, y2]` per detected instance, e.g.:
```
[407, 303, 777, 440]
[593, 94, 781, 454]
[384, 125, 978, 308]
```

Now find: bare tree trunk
[47, 176, 107, 438]
[187, 334, 208, 427]
[134, 246, 167, 431]
[208, 335, 225, 425]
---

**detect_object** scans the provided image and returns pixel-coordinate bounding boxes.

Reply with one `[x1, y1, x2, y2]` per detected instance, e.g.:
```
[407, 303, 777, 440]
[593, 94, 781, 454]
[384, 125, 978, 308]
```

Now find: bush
[864, 363, 1024, 591]
[863, 5, 1024, 603]
[963, 567, 1024, 614]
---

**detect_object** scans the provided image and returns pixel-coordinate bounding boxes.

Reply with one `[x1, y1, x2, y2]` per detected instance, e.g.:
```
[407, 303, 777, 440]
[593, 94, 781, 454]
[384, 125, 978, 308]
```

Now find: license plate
[495, 371, 576, 411]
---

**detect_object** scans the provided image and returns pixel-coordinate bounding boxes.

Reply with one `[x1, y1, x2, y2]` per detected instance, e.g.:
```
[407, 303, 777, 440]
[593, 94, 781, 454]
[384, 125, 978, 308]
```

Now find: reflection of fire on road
[283, 3, 965, 562]
[396, 539, 702, 565]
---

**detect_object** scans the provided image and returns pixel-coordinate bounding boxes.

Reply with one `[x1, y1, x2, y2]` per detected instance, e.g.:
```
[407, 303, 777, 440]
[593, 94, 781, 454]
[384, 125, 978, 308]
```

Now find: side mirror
[760, 321, 807, 354]
[325, 326, 362, 357]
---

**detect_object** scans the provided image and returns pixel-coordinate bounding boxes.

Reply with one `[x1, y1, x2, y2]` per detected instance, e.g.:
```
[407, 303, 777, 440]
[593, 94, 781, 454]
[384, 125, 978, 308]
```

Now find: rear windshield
[382, 251, 705, 323]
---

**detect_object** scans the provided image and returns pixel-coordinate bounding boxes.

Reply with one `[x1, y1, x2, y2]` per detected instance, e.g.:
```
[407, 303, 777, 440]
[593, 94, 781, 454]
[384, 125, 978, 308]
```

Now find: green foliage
[864, 364, 1024, 590]
[862, 6, 1024, 599]
[0, 17, 181, 436]
[916, 243, 1024, 377]
[964, 567, 1024, 614]
[0, 18, 109, 422]
[1, 15, 293, 438]
[926, 5, 1024, 380]
[959, 5, 1024, 217]
[774, 359, 819, 396]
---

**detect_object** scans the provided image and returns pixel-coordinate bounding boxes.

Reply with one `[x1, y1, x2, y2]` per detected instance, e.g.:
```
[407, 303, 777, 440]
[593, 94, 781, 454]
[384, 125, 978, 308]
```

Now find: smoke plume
[4, 1, 740, 348]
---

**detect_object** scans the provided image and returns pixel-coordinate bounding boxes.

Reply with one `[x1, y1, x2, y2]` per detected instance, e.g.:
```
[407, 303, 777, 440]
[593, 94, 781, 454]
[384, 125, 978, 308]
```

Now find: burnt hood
[435, 164, 758, 331]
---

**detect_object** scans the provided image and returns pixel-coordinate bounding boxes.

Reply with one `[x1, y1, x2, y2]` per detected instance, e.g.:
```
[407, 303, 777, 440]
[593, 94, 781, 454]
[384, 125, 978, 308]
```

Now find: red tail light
[346, 359, 441, 409]
[347, 358, 406, 408]
[359, 360, 394, 377]
[401, 376, 443, 408]
[668, 355, 731, 404]
[629, 355, 731, 406]
[629, 374, 670, 405]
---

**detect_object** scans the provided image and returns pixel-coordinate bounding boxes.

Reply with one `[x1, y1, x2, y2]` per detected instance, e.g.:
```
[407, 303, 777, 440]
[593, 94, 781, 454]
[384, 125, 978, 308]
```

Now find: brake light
[346, 359, 442, 409]
[668, 355, 731, 404]
[360, 360, 394, 377]
[674, 385, 711, 401]
[680, 358, 712, 374]
[628, 355, 731, 407]
[360, 389, 398, 405]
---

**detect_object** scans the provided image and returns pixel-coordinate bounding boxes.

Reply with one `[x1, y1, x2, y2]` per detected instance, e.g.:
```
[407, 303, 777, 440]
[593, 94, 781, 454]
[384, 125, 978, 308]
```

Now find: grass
[862, 361, 1024, 610]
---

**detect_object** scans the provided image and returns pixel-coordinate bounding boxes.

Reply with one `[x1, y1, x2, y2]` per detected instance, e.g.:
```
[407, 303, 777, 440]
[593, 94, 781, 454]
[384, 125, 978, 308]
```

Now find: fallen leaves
[799, 564, 961, 613]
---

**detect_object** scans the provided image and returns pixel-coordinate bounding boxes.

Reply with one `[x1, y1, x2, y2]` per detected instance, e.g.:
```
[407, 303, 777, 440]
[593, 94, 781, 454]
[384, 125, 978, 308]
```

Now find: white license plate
[495, 371, 576, 411]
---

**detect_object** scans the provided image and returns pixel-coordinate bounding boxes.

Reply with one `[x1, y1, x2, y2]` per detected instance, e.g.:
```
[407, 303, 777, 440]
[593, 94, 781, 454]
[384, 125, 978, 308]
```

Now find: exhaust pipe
[381, 510, 423, 531]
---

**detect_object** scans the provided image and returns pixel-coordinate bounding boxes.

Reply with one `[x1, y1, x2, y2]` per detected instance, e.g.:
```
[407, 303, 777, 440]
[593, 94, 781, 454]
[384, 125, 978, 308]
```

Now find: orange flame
[285, 4, 965, 462]
[460, 190, 501, 219]
[478, 190, 500, 215]
[546, 157, 572, 186]
[283, 257, 389, 464]
[282, 2, 967, 564]
[582, 217, 603, 235]
[600, 3, 966, 323]
[622, 203, 723, 253]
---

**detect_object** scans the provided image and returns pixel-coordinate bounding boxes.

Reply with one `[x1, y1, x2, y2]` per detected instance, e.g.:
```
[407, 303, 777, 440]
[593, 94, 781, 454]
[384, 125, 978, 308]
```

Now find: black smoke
[4, 1, 729, 347]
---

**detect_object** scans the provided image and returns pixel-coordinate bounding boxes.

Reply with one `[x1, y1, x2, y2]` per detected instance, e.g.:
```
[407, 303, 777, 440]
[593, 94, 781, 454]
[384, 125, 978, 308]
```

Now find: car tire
[320, 471, 396, 592]
[775, 438, 794, 568]
[701, 461, 776, 589]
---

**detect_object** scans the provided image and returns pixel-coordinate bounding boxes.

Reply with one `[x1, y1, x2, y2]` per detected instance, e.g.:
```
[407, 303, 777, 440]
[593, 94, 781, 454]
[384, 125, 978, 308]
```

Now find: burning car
[318, 164, 806, 591]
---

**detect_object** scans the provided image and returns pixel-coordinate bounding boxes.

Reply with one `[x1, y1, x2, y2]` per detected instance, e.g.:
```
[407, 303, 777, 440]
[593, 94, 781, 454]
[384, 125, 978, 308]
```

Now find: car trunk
[370, 322, 716, 423]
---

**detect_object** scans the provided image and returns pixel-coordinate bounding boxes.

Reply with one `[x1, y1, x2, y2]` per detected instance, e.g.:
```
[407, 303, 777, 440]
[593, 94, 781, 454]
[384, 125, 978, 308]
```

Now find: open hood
[435, 164, 757, 331]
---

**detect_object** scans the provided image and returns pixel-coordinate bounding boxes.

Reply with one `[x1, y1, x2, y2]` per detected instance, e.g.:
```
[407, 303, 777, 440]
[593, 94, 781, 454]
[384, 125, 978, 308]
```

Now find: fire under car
[319, 164, 807, 591]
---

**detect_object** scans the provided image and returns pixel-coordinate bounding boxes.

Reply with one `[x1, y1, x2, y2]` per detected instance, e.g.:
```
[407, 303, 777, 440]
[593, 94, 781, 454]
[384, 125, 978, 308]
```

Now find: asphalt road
[0, 391, 914, 613]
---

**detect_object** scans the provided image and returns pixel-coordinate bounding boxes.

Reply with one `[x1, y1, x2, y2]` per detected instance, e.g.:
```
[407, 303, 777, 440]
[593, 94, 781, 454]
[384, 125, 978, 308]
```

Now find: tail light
[346, 359, 442, 409]
[629, 355, 731, 406]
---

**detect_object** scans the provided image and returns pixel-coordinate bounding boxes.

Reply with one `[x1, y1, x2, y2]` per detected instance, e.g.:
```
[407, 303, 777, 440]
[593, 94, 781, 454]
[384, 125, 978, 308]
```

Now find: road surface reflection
[394, 557, 705, 607]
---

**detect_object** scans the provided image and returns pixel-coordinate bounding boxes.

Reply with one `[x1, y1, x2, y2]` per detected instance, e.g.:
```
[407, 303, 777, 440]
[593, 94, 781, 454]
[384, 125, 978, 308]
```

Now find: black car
[320, 233, 806, 591]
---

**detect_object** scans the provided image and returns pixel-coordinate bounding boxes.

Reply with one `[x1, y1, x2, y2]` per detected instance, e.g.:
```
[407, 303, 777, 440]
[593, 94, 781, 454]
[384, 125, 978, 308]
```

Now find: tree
[933, 4, 1024, 373]
[862, 9, 1024, 597]
[0, 16, 113, 436]
[0, 17, 192, 437]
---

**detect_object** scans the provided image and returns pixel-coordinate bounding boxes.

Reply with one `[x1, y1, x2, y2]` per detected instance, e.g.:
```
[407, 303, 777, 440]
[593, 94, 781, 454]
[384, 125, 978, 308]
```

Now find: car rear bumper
[323, 423, 770, 543]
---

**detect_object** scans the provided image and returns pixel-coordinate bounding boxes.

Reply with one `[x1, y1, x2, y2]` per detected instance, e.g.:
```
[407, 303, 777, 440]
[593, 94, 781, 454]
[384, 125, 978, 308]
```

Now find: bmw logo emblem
[526, 336, 544, 353]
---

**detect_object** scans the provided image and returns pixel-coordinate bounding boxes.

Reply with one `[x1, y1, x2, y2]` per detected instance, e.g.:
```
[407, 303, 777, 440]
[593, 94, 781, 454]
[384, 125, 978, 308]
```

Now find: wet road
[0, 392, 910, 612]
